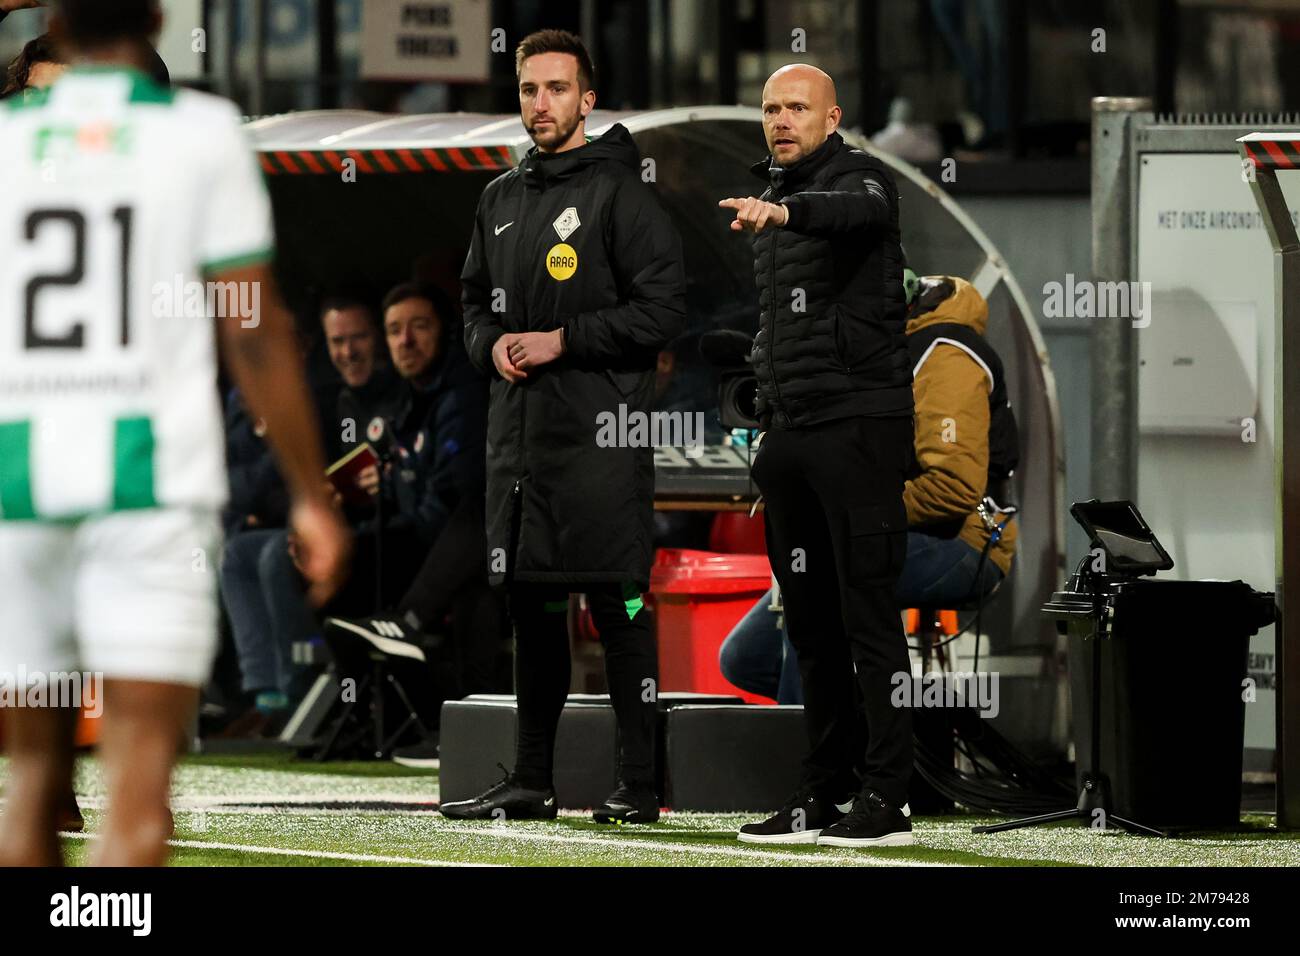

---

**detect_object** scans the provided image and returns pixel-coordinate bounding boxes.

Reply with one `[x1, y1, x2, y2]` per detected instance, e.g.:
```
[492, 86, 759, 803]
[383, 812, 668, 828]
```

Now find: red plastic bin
[648, 548, 774, 705]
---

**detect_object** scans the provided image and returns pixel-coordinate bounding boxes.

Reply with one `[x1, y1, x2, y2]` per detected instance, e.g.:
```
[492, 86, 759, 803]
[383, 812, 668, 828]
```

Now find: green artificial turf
[1, 753, 1295, 867]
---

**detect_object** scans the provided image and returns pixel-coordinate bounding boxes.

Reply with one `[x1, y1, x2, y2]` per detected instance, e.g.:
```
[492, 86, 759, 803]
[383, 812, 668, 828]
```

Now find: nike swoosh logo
[544, 797, 554, 806]
[495, 221, 515, 236]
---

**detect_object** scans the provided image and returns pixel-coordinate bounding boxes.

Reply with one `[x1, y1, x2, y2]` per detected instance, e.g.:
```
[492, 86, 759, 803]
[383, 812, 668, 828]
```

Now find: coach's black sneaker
[438, 765, 558, 820]
[816, 790, 914, 848]
[593, 780, 660, 824]
[737, 790, 853, 844]
[324, 613, 427, 663]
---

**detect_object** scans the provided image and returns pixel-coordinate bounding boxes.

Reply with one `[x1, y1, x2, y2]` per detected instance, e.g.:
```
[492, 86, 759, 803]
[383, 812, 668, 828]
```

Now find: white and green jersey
[0, 66, 273, 521]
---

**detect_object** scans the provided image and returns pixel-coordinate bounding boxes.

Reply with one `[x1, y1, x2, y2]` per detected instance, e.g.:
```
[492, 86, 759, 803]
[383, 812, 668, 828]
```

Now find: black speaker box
[665, 704, 807, 812]
[439, 692, 745, 809]
[439, 696, 618, 809]
[664, 698, 960, 813]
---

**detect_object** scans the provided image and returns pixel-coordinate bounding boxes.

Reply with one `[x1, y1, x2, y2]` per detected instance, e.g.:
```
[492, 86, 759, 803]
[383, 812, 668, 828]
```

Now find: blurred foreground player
[0, 0, 349, 866]
[447, 30, 685, 823]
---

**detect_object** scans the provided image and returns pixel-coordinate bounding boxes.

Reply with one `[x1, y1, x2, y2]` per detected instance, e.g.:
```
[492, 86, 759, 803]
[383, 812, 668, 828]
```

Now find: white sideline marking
[175, 807, 947, 866]
[60, 831, 498, 868]
[427, 826, 948, 866]
[74, 794, 437, 810]
[59, 799, 955, 866]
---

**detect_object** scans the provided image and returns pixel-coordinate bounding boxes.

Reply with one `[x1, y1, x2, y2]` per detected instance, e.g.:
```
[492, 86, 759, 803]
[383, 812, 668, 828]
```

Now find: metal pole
[316, 0, 339, 109]
[1006, 0, 1028, 157]
[1154, 0, 1178, 115]
[1241, 144, 1300, 829]
[650, 0, 671, 108]
[200, 0, 213, 91]
[221, 0, 237, 102]
[580, 0, 598, 70]
[717, 0, 737, 106]
[1090, 96, 1152, 503]
[855, 0, 879, 133]
[250, 0, 267, 117]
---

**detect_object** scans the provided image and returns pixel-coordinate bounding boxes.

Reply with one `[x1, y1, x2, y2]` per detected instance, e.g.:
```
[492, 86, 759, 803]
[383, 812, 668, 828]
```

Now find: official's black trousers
[752, 414, 914, 808]
[509, 583, 657, 791]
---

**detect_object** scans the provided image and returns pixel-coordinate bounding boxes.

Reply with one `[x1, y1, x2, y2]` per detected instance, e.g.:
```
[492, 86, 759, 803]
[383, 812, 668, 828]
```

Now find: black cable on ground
[913, 707, 1075, 816]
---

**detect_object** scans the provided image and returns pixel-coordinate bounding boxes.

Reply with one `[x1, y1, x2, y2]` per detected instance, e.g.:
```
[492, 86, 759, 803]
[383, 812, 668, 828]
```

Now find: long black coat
[462, 124, 686, 588]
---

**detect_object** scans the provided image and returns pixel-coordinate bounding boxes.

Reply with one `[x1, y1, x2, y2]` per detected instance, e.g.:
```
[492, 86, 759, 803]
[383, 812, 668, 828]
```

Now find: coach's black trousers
[509, 583, 658, 791]
[752, 414, 914, 808]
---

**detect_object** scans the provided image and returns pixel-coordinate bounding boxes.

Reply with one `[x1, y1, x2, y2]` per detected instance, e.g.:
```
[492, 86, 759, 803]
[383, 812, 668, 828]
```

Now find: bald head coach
[723, 65, 915, 848]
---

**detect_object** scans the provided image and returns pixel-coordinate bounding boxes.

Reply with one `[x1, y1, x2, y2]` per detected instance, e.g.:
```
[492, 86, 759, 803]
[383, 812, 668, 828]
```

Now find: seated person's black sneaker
[737, 789, 853, 844]
[816, 790, 914, 847]
[593, 780, 660, 824]
[324, 612, 428, 662]
[438, 765, 557, 820]
[392, 733, 440, 769]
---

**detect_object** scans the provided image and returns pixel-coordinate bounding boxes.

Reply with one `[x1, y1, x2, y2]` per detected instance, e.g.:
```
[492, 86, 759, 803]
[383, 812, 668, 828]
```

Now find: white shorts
[0, 508, 222, 687]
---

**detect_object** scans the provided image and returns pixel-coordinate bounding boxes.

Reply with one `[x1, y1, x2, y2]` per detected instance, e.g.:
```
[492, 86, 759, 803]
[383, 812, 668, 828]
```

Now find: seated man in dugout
[720, 273, 1019, 704]
[217, 295, 402, 737]
[321, 282, 505, 766]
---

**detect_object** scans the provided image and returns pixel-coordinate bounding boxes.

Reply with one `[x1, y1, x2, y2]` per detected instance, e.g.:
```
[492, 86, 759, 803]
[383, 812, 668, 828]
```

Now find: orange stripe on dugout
[396, 148, 424, 172]
[421, 148, 449, 171]
[346, 150, 375, 174]
[469, 146, 498, 168]
[372, 150, 401, 173]
[275, 151, 304, 174]
[1261, 140, 1293, 168]
[297, 151, 327, 174]
[445, 148, 474, 171]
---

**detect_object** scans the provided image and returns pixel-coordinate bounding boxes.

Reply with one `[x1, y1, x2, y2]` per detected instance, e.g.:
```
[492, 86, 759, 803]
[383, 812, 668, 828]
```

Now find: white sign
[1136, 152, 1300, 754]
[361, 0, 490, 83]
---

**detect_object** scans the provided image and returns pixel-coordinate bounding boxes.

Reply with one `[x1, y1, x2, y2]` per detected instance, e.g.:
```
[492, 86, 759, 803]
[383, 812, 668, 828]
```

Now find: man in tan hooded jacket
[902, 274, 1016, 595]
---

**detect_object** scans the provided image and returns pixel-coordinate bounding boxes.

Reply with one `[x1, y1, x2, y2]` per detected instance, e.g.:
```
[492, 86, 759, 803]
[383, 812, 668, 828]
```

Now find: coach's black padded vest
[749, 133, 913, 429]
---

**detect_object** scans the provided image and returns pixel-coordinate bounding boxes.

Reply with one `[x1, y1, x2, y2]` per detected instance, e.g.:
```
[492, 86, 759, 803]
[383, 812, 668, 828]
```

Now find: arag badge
[546, 243, 578, 281]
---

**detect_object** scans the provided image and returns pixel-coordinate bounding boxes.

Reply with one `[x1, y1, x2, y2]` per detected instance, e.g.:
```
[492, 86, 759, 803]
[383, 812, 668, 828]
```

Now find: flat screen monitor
[1070, 500, 1174, 575]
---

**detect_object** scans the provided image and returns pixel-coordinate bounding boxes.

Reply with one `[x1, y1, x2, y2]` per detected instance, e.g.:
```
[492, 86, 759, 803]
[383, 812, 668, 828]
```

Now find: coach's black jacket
[749, 131, 912, 429]
[462, 123, 686, 587]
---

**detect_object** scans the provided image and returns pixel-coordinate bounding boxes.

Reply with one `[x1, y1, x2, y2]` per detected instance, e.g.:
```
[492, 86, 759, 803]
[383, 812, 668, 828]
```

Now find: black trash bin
[1066, 578, 1274, 829]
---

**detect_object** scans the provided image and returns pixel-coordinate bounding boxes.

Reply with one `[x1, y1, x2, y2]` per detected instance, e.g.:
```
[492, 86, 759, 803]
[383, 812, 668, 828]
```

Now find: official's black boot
[439, 766, 557, 820]
[593, 780, 660, 824]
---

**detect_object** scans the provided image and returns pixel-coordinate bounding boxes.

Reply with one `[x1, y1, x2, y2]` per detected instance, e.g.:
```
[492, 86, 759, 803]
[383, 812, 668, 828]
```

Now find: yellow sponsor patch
[546, 243, 578, 281]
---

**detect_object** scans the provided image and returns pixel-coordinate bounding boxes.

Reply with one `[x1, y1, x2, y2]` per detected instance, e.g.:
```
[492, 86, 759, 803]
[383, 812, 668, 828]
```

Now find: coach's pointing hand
[719, 197, 789, 234]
